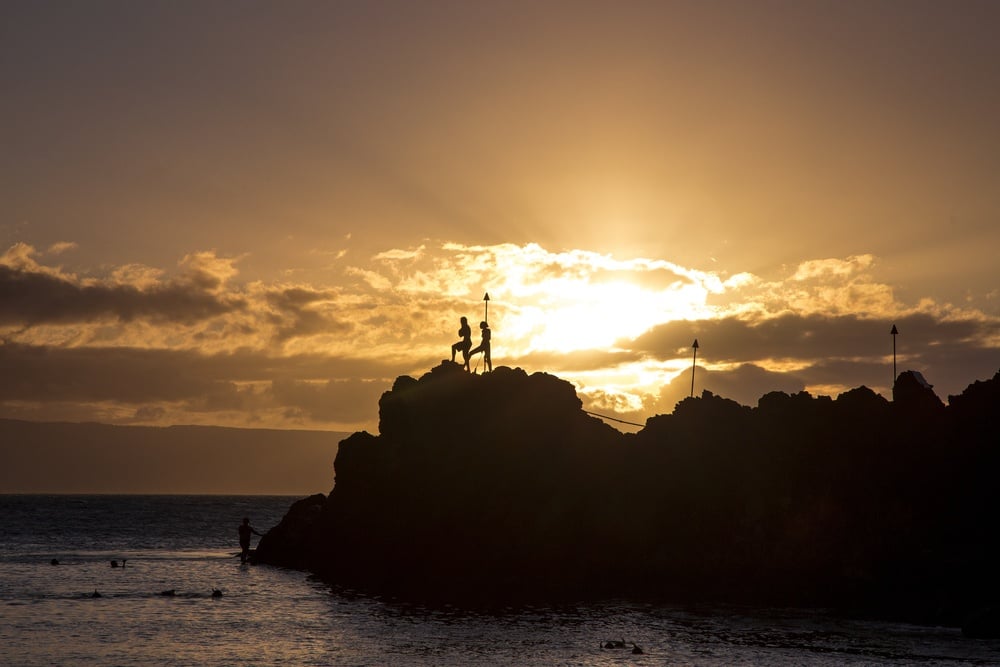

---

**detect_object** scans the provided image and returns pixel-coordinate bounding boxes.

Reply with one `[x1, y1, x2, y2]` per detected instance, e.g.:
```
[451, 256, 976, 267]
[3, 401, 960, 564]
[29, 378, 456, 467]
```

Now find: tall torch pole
[690, 339, 699, 398]
[890, 324, 898, 391]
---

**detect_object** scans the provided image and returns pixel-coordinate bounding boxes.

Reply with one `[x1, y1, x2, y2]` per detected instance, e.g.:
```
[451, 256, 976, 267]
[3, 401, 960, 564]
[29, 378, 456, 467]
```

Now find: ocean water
[2, 495, 999, 666]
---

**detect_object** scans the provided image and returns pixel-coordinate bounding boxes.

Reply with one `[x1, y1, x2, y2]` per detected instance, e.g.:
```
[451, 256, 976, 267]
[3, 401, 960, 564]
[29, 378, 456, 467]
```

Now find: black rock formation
[256, 364, 1000, 623]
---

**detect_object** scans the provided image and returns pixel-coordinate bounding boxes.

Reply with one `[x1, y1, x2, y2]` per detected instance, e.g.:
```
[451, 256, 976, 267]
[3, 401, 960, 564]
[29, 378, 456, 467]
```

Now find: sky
[2, 0, 998, 435]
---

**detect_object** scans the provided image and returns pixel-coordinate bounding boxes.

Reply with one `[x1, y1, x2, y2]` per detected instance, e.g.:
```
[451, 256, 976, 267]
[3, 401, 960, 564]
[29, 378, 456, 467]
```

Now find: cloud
[708, 254, 900, 319]
[176, 250, 242, 292]
[629, 312, 999, 366]
[374, 245, 425, 261]
[625, 311, 1000, 403]
[792, 254, 875, 281]
[0, 342, 408, 401]
[1, 242, 59, 273]
[634, 314, 853, 363]
[344, 267, 393, 291]
[130, 405, 167, 422]
[0, 343, 221, 403]
[45, 241, 78, 256]
[0, 244, 244, 327]
[1, 241, 997, 431]
[110, 264, 165, 289]
[0, 342, 402, 430]
[264, 285, 354, 343]
[269, 378, 388, 423]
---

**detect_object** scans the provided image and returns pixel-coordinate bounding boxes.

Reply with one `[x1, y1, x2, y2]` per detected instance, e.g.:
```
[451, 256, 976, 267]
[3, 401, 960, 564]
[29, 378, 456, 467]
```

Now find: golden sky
[2, 1, 998, 433]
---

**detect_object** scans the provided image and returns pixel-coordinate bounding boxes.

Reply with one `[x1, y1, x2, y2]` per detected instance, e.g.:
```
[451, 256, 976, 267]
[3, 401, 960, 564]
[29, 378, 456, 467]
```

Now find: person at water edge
[469, 321, 492, 372]
[451, 316, 472, 371]
[238, 517, 263, 563]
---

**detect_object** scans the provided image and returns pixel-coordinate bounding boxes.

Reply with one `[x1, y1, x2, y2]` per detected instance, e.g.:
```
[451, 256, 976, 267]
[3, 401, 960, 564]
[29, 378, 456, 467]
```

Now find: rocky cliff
[256, 364, 1000, 621]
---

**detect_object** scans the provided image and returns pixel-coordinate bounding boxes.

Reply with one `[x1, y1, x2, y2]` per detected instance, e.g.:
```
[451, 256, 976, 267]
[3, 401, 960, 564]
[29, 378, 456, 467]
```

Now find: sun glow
[510, 279, 711, 354]
[372, 243, 731, 362]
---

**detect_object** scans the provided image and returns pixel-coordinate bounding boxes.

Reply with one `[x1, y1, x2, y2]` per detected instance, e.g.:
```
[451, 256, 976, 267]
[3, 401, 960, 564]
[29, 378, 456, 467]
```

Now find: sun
[506, 279, 710, 354]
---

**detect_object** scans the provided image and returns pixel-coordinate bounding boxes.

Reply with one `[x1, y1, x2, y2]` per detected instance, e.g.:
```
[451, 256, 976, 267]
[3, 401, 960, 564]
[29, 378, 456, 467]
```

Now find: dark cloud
[265, 286, 339, 308]
[792, 359, 889, 390]
[0, 344, 220, 402]
[626, 313, 874, 362]
[264, 285, 354, 341]
[628, 312, 999, 366]
[272, 309, 354, 342]
[180, 264, 228, 292]
[645, 356, 999, 420]
[184, 381, 261, 413]
[622, 312, 1000, 409]
[130, 405, 167, 422]
[270, 378, 389, 423]
[0, 343, 402, 420]
[0, 264, 242, 326]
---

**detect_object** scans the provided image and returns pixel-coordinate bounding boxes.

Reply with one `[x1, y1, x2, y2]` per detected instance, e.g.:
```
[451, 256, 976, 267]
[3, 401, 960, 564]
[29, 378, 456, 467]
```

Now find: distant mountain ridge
[256, 363, 1000, 627]
[0, 419, 347, 495]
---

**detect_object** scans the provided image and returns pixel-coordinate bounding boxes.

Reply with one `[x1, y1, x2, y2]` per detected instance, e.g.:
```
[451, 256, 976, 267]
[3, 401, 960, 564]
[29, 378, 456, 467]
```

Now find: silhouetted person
[238, 517, 263, 563]
[469, 321, 491, 372]
[451, 316, 472, 371]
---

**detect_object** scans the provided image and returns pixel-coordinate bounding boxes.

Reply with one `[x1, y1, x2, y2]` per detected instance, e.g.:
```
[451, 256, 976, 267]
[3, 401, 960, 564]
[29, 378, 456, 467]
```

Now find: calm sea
[2, 495, 998, 666]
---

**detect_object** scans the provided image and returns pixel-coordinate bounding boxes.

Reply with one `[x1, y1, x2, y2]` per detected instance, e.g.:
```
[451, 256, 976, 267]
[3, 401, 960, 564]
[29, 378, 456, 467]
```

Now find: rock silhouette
[256, 363, 1000, 626]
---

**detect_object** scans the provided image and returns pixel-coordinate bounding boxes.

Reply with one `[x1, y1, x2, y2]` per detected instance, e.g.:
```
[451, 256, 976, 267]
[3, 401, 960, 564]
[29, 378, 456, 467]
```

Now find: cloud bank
[2, 241, 997, 431]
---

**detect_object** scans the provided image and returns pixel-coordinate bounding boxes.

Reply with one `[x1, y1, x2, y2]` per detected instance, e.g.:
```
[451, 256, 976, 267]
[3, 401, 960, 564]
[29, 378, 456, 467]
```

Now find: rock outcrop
[256, 364, 1000, 622]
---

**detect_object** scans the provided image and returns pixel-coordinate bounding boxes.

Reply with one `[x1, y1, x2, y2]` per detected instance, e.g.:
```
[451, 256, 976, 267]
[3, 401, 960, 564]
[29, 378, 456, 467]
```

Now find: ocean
[2, 495, 999, 666]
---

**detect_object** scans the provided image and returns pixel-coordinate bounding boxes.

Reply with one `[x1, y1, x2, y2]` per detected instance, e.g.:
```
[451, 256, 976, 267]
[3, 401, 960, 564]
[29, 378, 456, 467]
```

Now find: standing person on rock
[469, 321, 492, 373]
[451, 316, 472, 371]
